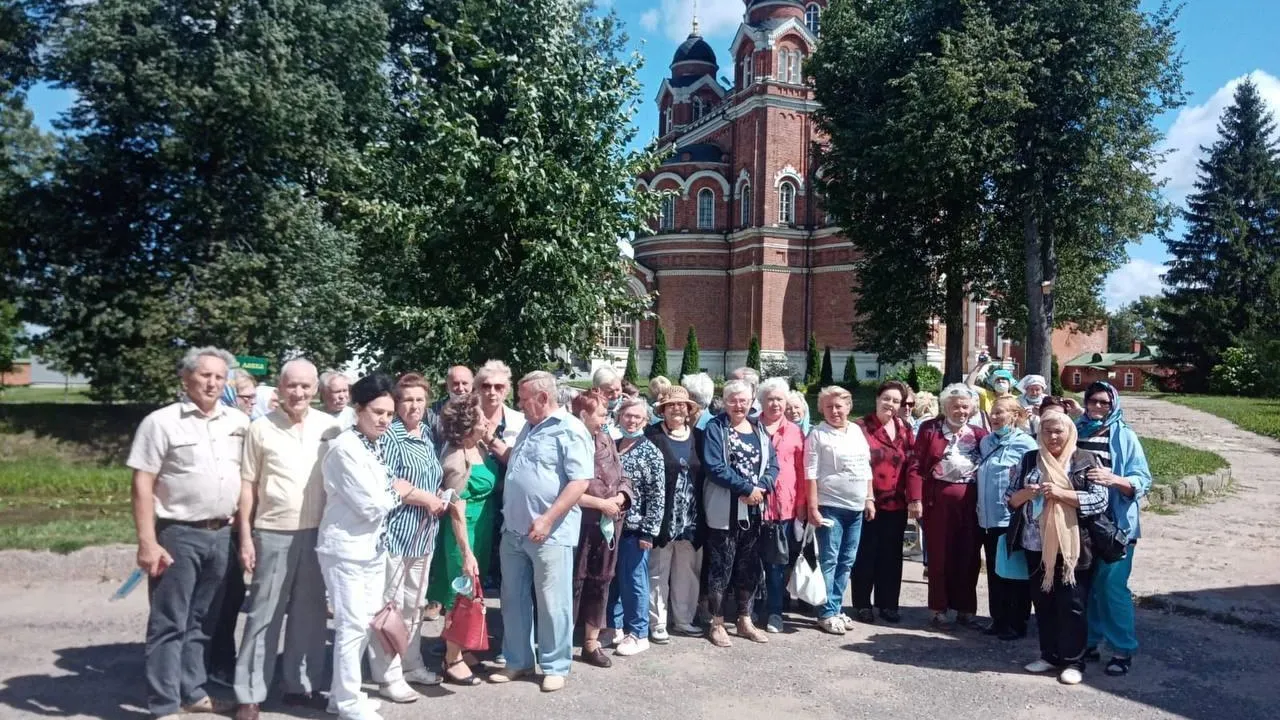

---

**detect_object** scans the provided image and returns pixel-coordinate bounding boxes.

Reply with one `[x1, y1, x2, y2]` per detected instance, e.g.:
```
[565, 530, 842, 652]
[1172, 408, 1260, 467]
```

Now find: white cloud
[636, 0, 743, 43]
[1157, 69, 1280, 205]
[1104, 258, 1165, 310]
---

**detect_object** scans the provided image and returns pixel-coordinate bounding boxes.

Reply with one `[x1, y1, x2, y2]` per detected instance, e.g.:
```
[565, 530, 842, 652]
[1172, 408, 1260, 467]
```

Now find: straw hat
[655, 386, 699, 414]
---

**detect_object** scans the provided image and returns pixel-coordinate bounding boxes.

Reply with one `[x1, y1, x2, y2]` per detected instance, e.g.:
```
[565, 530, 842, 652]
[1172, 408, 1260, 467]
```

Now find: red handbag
[441, 576, 489, 651]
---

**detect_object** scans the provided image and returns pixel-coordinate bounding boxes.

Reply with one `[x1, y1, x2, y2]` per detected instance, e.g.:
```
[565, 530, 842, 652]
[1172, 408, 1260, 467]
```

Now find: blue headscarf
[1076, 381, 1123, 437]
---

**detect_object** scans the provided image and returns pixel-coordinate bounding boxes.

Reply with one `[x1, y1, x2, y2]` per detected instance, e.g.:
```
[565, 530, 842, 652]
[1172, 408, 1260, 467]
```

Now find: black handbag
[1086, 512, 1129, 564]
[760, 521, 791, 567]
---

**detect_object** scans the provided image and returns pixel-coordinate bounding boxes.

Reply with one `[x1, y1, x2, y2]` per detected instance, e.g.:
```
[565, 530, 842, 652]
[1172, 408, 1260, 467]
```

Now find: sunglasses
[903, 401, 916, 407]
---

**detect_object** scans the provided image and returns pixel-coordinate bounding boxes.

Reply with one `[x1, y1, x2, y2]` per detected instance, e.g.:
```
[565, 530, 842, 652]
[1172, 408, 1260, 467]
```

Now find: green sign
[236, 355, 269, 377]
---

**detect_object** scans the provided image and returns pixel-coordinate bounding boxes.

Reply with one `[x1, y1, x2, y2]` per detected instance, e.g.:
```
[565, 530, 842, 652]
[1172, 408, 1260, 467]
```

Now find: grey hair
[730, 366, 760, 388]
[592, 365, 620, 388]
[786, 390, 810, 421]
[556, 383, 579, 407]
[519, 370, 558, 403]
[617, 395, 650, 417]
[722, 379, 753, 401]
[475, 359, 512, 385]
[939, 382, 974, 411]
[178, 346, 235, 376]
[319, 369, 349, 391]
[280, 358, 318, 381]
[757, 376, 791, 405]
[681, 372, 714, 408]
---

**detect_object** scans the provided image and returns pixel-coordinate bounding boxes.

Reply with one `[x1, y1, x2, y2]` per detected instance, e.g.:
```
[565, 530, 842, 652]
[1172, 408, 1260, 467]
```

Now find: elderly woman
[850, 380, 922, 625]
[570, 390, 632, 668]
[591, 366, 625, 437]
[700, 379, 779, 647]
[805, 386, 874, 635]
[915, 383, 988, 630]
[755, 377, 808, 634]
[318, 375, 436, 720]
[648, 376, 672, 424]
[977, 396, 1038, 640]
[1071, 382, 1151, 677]
[1006, 410, 1109, 685]
[785, 390, 811, 436]
[644, 387, 705, 641]
[606, 397, 666, 656]
[368, 374, 448, 701]
[910, 391, 937, 431]
[231, 372, 258, 416]
[427, 393, 500, 686]
[252, 385, 278, 421]
[682, 372, 715, 430]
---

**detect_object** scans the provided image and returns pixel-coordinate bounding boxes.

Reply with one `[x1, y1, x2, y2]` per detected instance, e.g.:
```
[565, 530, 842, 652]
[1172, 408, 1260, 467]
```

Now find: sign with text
[235, 355, 269, 377]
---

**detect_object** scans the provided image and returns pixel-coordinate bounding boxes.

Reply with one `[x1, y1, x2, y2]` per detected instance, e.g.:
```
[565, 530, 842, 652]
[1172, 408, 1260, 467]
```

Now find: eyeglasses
[480, 383, 507, 391]
[904, 401, 916, 408]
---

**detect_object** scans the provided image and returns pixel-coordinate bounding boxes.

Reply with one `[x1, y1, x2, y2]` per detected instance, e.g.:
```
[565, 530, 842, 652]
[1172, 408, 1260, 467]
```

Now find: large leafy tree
[346, 0, 656, 375]
[1160, 79, 1280, 390]
[18, 0, 386, 401]
[1107, 295, 1166, 353]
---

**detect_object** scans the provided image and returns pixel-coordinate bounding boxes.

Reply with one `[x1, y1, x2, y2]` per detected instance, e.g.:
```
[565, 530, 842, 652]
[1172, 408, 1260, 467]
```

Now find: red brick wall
[812, 269, 856, 349]
[0, 361, 31, 387]
[654, 274, 730, 351]
[1053, 324, 1108, 366]
[1063, 363, 1155, 392]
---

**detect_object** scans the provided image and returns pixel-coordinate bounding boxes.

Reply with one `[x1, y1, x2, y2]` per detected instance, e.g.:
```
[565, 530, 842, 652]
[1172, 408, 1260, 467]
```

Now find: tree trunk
[943, 270, 966, 385]
[1023, 203, 1054, 378]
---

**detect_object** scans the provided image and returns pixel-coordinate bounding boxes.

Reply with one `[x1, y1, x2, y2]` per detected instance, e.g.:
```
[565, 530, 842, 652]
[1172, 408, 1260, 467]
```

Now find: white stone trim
[773, 165, 805, 192]
[810, 264, 856, 274]
[730, 16, 816, 56]
[735, 168, 751, 190]
[648, 172, 686, 192]
[683, 169, 731, 197]
[654, 269, 728, 277]
[656, 74, 727, 104]
[633, 261, 655, 282]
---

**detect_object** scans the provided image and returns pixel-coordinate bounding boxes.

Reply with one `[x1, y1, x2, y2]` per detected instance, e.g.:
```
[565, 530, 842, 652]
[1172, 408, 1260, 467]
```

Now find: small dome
[747, 0, 805, 7]
[672, 33, 717, 67]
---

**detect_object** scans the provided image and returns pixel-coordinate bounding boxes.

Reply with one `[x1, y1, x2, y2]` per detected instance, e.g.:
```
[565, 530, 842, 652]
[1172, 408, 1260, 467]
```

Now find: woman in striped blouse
[367, 373, 449, 701]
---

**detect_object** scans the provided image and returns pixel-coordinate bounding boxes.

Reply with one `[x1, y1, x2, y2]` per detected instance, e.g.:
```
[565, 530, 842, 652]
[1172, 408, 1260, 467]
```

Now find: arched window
[742, 53, 753, 88]
[659, 194, 676, 230]
[784, 50, 801, 84]
[778, 181, 796, 225]
[697, 188, 715, 229]
[692, 96, 706, 121]
[740, 183, 752, 227]
[805, 3, 821, 35]
[604, 313, 634, 349]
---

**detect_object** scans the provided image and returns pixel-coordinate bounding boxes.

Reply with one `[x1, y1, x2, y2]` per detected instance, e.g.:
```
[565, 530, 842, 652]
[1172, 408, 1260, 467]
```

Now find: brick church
[611, 0, 1103, 380]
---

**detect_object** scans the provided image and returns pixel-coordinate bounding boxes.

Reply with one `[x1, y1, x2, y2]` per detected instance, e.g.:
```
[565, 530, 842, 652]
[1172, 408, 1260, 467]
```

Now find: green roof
[1064, 345, 1162, 369]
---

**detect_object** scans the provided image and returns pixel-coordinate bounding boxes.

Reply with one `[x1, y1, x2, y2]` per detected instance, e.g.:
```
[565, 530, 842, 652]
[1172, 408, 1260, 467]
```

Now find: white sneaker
[377, 681, 420, 703]
[818, 616, 846, 635]
[1058, 667, 1084, 685]
[766, 614, 784, 633]
[650, 625, 670, 644]
[673, 622, 701, 636]
[614, 634, 650, 656]
[402, 668, 442, 687]
[598, 628, 619, 647]
[1024, 659, 1057, 673]
[837, 613, 854, 627]
[327, 699, 381, 715]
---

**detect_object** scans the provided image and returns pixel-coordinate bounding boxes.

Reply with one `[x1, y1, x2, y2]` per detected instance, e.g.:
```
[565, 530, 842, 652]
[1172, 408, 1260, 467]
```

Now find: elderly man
[681, 372, 715, 430]
[486, 371, 593, 693]
[128, 347, 250, 720]
[232, 359, 339, 720]
[591, 365, 624, 438]
[319, 370, 355, 428]
[434, 365, 474, 410]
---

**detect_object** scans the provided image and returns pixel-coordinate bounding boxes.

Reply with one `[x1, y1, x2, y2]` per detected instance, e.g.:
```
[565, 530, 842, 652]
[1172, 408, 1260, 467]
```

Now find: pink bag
[370, 517, 432, 656]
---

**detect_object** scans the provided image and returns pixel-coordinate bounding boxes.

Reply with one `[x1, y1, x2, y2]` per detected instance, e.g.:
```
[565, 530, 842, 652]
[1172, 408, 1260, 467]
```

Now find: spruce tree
[651, 324, 668, 380]
[1161, 79, 1280, 390]
[820, 347, 835, 386]
[680, 326, 700, 378]
[842, 353, 859, 386]
[746, 336, 761, 372]
[1050, 355, 1065, 396]
[805, 334, 822, 385]
[624, 340, 639, 385]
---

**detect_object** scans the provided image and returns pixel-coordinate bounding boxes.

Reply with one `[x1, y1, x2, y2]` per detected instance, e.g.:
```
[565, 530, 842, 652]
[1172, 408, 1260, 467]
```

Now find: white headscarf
[1017, 374, 1048, 408]
[252, 385, 277, 420]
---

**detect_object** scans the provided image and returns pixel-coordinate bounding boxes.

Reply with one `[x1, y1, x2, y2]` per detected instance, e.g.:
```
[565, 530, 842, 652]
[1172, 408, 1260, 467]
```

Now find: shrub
[842, 353, 858, 385]
[805, 334, 821, 386]
[761, 355, 795, 383]
[820, 347, 834, 386]
[913, 365, 943, 394]
[623, 341, 639, 385]
[1210, 346, 1264, 396]
[651, 325, 668, 380]
[1050, 355, 1065, 395]
[680, 326, 700, 378]
[746, 336, 761, 372]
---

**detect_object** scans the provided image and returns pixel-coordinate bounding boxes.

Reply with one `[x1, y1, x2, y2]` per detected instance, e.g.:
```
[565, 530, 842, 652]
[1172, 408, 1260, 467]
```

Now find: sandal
[442, 658, 481, 686]
[1105, 656, 1132, 676]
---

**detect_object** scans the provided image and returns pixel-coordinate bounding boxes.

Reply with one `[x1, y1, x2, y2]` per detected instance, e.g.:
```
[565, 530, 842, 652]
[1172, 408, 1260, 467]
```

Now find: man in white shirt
[128, 347, 250, 720]
[232, 359, 340, 720]
[320, 370, 356, 429]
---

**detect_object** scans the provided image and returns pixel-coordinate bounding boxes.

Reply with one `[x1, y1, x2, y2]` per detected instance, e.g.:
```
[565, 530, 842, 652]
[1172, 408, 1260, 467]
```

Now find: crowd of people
[126, 349, 1152, 720]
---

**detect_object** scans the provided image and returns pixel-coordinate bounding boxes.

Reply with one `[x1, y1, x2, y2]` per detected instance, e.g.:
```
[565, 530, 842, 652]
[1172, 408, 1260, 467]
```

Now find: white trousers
[648, 540, 702, 629]
[367, 554, 431, 684]
[319, 553, 385, 720]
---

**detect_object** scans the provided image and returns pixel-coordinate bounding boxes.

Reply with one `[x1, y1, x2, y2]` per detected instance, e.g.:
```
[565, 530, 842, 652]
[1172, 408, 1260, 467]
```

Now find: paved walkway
[1121, 397, 1280, 629]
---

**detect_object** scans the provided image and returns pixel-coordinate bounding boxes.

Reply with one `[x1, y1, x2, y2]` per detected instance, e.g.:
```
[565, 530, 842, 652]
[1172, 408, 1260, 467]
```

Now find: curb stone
[1141, 468, 1232, 509]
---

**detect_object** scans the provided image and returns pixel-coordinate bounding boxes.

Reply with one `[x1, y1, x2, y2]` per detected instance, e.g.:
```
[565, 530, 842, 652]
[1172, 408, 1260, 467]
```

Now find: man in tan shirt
[127, 347, 250, 720]
[232, 359, 340, 720]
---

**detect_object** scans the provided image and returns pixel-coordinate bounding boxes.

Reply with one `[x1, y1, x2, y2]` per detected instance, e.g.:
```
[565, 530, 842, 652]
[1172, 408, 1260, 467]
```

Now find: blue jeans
[1088, 543, 1139, 655]
[765, 529, 798, 616]
[499, 531, 575, 677]
[608, 533, 651, 636]
[816, 506, 863, 620]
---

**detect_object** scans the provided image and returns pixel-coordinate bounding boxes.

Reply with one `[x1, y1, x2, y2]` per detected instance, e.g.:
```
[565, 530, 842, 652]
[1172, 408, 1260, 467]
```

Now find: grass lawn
[0, 386, 97, 404]
[1153, 394, 1280, 441]
[1138, 436, 1229, 487]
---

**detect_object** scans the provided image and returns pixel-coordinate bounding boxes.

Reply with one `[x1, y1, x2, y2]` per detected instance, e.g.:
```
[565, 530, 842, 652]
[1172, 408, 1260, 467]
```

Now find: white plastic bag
[786, 524, 826, 607]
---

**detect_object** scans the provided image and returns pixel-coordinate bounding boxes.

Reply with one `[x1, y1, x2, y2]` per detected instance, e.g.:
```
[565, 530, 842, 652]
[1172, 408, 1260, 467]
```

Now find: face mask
[994, 380, 1011, 393]
[599, 515, 615, 545]
[607, 397, 621, 412]
[994, 424, 1014, 438]
[1023, 394, 1044, 406]
[620, 426, 645, 439]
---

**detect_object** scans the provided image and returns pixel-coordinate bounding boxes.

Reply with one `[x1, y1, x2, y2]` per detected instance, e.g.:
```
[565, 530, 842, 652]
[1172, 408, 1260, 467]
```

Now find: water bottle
[451, 574, 474, 600]
[110, 568, 146, 601]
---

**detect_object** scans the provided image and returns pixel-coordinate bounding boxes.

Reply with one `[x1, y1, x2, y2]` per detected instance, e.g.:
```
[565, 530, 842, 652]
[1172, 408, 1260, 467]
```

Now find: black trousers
[850, 509, 907, 611]
[982, 527, 1031, 635]
[1026, 550, 1093, 671]
[204, 531, 244, 680]
[704, 524, 762, 619]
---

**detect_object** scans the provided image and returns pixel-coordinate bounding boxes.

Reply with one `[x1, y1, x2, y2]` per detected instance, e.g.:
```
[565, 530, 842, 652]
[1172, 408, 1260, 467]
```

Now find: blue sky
[26, 0, 1280, 310]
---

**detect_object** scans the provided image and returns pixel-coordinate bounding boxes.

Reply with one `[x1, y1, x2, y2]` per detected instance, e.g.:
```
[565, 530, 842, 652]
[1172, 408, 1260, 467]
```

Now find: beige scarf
[1036, 413, 1080, 592]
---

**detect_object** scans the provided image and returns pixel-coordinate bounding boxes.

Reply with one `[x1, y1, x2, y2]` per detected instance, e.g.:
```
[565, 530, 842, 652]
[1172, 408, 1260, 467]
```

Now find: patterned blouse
[619, 437, 666, 540]
[936, 423, 982, 484]
[382, 419, 443, 557]
[727, 430, 763, 523]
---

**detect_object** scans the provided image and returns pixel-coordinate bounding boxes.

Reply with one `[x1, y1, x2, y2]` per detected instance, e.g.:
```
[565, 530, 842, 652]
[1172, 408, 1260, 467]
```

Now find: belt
[157, 517, 231, 530]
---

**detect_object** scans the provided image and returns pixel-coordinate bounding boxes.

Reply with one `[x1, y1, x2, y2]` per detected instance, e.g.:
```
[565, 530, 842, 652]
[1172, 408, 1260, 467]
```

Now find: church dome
[672, 32, 717, 68]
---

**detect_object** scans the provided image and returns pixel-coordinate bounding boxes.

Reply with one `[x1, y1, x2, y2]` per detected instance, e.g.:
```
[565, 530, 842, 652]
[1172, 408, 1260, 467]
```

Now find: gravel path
[1120, 397, 1280, 628]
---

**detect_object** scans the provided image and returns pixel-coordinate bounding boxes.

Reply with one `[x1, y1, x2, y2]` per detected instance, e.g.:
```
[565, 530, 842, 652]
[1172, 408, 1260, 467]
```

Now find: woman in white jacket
[317, 374, 436, 720]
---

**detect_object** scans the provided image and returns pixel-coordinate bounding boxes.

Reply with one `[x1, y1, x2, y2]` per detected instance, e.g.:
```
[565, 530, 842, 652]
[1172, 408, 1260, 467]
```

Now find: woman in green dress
[427, 393, 500, 686]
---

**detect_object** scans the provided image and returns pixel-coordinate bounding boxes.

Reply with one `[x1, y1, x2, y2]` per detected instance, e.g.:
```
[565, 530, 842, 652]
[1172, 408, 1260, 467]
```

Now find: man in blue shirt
[486, 371, 592, 693]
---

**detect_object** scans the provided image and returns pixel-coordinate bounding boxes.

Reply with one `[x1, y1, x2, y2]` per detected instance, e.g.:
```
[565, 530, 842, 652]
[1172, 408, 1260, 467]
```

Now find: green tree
[680, 326, 700, 378]
[1050, 355, 1065, 395]
[1108, 295, 1167, 353]
[650, 324, 668, 380]
[842, 353, 859, 386]
[805, 334, 821, 385]
[19, 0, 385, 401]
[346, 0, 656, 375]
[820, 346, 834, 386]
[624, 341, 639, 385]
[1161, 79, 1280, 390]
[907, 364, 920, 392]
[746, 335, 761, 373]
[0, 301, 18, 375]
